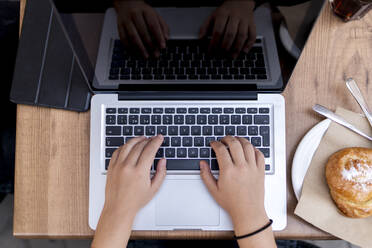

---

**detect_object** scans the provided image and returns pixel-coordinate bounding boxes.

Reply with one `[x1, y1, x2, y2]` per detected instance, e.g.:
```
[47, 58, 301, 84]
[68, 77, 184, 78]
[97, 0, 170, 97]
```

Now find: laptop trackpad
[156, 179, 220, 226]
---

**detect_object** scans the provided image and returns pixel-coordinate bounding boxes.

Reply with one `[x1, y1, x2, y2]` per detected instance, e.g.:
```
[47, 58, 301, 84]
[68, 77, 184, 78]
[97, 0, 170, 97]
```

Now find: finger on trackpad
[155, 179, 220, 226]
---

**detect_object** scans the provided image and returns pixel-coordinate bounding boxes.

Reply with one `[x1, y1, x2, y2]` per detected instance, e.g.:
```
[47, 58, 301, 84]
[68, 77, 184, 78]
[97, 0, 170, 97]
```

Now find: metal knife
[313, 104, 372, 141]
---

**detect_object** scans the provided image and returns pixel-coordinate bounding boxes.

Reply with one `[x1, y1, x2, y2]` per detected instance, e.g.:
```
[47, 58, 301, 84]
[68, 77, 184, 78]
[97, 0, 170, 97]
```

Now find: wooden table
[14, 0, 372, 239]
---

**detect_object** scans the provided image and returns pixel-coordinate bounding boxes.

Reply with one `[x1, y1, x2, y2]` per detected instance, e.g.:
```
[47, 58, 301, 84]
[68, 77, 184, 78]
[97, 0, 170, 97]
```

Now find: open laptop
[89, 5, 287, 231]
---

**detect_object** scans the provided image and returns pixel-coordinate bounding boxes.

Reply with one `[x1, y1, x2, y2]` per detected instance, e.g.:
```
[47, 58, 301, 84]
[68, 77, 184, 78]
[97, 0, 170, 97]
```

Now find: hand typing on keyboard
[92, 135, 166, 248]
[113, 0, 169, 58]
[200, 136, 276, 248]
[199, 0, 257, 58]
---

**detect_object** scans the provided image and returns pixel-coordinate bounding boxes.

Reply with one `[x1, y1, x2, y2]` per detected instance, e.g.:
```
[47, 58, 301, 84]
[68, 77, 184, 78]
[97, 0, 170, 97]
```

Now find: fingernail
[243, 48, 249, 53]
[161, 42, 166, 49]
[157, 134, 163, 139]
[154, 50, 160, 58]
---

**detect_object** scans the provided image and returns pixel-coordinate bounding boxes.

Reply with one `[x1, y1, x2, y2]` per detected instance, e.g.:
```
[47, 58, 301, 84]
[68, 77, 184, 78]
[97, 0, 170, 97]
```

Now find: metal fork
[346, 78, 372, 129]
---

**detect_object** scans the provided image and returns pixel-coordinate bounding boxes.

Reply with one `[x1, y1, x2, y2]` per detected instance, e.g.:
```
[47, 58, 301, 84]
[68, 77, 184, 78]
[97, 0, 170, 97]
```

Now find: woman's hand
[92, 135, 167, 248]
[199, 0, 256, 58]
[113, 0, 169, 58]
[104, 135, 166, 216]
[200, 136, 276, 248]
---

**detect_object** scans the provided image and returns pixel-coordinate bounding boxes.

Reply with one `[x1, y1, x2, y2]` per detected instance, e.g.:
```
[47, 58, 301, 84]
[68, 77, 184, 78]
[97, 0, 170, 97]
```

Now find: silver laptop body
[89, 6, 287, 231]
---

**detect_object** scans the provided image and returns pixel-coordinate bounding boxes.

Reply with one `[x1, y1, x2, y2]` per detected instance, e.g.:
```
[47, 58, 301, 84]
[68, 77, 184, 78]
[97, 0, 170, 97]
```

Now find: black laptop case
[10, 0, 92, 112]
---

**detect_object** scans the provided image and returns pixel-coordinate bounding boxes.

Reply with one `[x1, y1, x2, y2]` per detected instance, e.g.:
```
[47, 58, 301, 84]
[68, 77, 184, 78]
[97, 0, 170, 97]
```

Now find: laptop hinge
[118, 91, 258, 100]
[118, 84, 258, 100]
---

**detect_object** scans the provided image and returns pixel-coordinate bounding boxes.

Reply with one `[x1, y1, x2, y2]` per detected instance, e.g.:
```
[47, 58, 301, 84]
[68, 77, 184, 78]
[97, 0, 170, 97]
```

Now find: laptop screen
[55, 0, 324, 93]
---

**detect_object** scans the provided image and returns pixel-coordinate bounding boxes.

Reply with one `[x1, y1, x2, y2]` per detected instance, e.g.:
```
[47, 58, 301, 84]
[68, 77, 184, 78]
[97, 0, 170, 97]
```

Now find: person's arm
[200, 136, 276, 248]
[199, 0, 257, 58]
[91, 135, 166, 248]
[113, 0, 169, 58]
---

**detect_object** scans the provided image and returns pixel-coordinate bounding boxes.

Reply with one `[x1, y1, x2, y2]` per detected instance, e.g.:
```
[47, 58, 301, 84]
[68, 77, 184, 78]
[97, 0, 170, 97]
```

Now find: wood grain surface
[14, 0, 372, 239]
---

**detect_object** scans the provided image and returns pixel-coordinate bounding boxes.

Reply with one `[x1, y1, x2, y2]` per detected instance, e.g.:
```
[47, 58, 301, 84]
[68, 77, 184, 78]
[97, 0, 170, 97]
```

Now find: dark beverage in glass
[331, 0, 372, 21]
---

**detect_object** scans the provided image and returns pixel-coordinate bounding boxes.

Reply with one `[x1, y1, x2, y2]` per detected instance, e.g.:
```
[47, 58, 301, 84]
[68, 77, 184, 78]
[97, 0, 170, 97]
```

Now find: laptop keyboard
[109, 39, 268, 81]
[104, 106, 272, 173]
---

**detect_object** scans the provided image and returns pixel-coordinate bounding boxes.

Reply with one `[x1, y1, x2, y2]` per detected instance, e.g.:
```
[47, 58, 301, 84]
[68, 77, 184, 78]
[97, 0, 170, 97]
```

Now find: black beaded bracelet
[234, 219, 273, 240]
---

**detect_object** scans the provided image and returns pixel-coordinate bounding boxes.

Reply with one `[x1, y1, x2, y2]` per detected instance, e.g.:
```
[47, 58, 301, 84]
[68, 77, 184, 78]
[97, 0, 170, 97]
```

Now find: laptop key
[151, 115, 161, 124]
[186, 115, 196, 124]
[176, 108, 187, 114]
[224, 108, 234, 113]
[165, 148, 176, 158]
[211, 159, 219, 170]
[180, 126, 190, 135]
[208, 115, 218, 124]
[194, 137, 204, 146]
[106, 137, 124, 146]
[145, 126, 156, 136]
[225, 126, 235, 135]
[157, 126, 167, 135]
[163, 115, 172, 124]
[188, 148, 198, 158]
[237, 126, 247, 136]
[105, 148, 117, 158]
[191, 126, 201, 135]
[247, 108, 258, 114]
[214, 126, 224, 135]
[220, 115, 229, 124]
[128, 115, 139, 124]
[254, 115, 270, 124]
[130, 108, 140, 113]
[200, 108, 211, 114]
[141, 108, 151, 114]
[251, 137, 261, 147]
[134, 126, 144, 135]
[140, 115, 150, 125]
[165, 108, 175, 113]
[106, 126, 121, 136]
[105, 159, 110, 170]
[235, 108, 246, 113]
[162, 137, 170, 147]
[118, 108, 128, 114]
[242, 115, 252, 124]
[168, 126, 178, 135]
[117, 115, 127, 124]
[106, 115, 116, 125]
[165, 159, 201, 170]
[258, 148, 270, 158]
[174, 115, 184, 124]
[171, 137, 181, 146]
[212, 108, 222, 114]
[156, 148, 164, 158]
[197, 115, 207, 124]
[153, 108, 163, 114]
[205, 137, 216, 146]
[177, 148, 187, 158]
[265, 164, 270, 171]
[188, 108, 198, 114]
[248, 126, 258, 135]
[260, 126, 270, 147]
[106, 108, 116, 114]
[231, 115, 241, 124]
[259, 108, 270, 114]
[200, 148, 210, 158]
[203, 126, 213, 135]
[123, 126, 133, 135]
[182, 137, 192, 147]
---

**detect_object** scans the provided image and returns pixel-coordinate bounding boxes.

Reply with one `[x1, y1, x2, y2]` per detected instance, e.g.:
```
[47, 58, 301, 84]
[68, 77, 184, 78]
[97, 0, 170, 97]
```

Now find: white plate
[292, 119, 332, 200]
